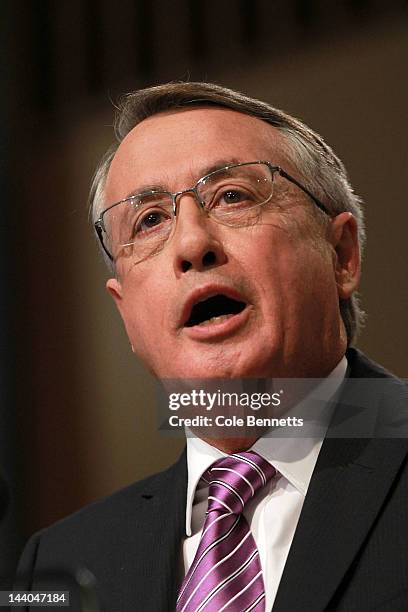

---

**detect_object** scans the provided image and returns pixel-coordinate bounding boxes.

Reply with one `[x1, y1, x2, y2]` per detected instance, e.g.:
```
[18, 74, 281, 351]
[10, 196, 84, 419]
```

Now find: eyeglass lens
[101, 162, 275, 262]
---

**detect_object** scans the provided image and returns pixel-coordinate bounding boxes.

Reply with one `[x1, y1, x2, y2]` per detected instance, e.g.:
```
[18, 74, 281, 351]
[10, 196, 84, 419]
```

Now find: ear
[106, 278, 122, 308]
[329, 212, 361, 299]
[106, 277, 123, 304]
[106, 278, 136, 353]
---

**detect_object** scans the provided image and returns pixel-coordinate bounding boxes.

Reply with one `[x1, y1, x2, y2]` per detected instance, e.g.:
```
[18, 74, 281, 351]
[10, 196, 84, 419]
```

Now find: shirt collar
[185, 356, 347, 536]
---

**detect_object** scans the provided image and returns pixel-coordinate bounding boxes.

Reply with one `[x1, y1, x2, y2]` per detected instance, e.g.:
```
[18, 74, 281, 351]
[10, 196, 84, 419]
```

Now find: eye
[212, 186, 254, 209]
[221, 189, 248, 204]
[134, 208, 172, 235]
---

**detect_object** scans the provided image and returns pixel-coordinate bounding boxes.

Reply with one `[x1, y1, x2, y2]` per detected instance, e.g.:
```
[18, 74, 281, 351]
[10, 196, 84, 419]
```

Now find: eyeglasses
[94, 160, 330, 264]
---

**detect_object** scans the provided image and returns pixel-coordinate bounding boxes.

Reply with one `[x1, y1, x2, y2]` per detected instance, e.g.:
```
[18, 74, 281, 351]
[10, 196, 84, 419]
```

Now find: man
[17, 82, 408, 611]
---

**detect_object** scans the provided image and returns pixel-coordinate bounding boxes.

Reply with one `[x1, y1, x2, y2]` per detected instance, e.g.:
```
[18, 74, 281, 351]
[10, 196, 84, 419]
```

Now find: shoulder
[47, 453, 185, 535]
[331, 347, 408, 439]
[345, 347, 407, 406]
[346, 347, 406, 381]
[16, 450, 187, 581]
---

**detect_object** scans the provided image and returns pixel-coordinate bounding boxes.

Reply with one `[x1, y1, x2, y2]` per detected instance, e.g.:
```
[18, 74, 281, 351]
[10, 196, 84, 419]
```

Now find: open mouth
[185, 294, 247, 327]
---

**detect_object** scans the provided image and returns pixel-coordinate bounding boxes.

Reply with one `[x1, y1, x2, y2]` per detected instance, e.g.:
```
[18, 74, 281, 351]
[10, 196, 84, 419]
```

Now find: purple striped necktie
[177, 451, 276, 612]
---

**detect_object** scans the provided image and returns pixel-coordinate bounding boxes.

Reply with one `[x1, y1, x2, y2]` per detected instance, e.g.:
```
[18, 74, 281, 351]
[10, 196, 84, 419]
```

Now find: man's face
[105, 108, 354, 379]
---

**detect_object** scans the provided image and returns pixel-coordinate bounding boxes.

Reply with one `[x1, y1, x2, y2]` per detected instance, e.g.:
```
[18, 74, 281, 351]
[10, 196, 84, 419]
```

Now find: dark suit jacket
[16, 349, 408, 611]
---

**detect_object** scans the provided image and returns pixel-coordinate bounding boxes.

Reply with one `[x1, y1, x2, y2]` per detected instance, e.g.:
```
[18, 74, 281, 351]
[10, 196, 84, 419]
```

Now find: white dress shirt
[182, 357, 347, 611]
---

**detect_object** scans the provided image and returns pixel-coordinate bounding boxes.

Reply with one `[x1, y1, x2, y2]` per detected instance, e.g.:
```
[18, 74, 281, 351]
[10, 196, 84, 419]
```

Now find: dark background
[1, 0, 407, 585]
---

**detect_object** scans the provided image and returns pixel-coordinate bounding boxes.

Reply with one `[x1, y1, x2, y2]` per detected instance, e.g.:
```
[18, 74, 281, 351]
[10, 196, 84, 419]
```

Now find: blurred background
[1, 0, 407, 586]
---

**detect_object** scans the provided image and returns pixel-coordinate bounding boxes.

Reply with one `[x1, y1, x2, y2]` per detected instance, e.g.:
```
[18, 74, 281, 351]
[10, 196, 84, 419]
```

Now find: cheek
[120, 283, 167, 350]
[243, 229, 335, 313]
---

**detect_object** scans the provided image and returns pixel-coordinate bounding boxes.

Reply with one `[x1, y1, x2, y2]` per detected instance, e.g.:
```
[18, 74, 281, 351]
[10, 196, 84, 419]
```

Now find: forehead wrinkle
[122, 157, 245, 200]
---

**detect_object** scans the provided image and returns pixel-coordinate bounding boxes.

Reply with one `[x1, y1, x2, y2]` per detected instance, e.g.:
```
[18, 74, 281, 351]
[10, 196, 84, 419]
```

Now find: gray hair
[89, 81, 365, 344]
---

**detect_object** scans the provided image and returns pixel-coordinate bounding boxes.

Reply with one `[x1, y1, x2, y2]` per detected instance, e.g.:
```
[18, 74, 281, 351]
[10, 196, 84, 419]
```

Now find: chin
[163, 350, 275, 380]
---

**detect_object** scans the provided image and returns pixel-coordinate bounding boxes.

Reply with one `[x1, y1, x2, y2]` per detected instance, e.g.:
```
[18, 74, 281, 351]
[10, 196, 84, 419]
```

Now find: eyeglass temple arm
[95, 220, 114, 261]
[277, 168, 330, 216]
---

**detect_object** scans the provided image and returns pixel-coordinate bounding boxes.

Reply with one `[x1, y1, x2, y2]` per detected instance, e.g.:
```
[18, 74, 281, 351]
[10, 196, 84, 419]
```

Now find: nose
[171, 192, 227, 276]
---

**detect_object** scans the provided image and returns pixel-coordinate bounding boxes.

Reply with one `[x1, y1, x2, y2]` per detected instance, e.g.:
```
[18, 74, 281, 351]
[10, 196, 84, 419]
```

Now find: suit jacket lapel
[133, 449, 187, 611]
[273, 350, 408, 611]
[273, 437, 407, 611]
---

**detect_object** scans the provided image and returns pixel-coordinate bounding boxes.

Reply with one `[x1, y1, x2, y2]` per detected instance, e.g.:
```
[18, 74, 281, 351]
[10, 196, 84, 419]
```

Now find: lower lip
[182, 306, 251, 341]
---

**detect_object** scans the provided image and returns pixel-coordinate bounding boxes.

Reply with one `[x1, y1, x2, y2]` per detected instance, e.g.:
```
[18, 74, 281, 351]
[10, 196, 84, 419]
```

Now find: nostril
[182, 260, 192, 273]
[180, 251, 217, 273]
[202, 251, 216, 266]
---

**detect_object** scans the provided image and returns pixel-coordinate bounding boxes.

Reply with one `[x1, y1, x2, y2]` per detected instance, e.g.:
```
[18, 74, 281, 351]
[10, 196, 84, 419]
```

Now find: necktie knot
[203, 451, 276, 515]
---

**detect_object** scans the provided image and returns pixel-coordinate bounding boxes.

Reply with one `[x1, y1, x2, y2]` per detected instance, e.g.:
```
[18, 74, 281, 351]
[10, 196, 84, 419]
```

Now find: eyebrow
[123, 158, 243, 200]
